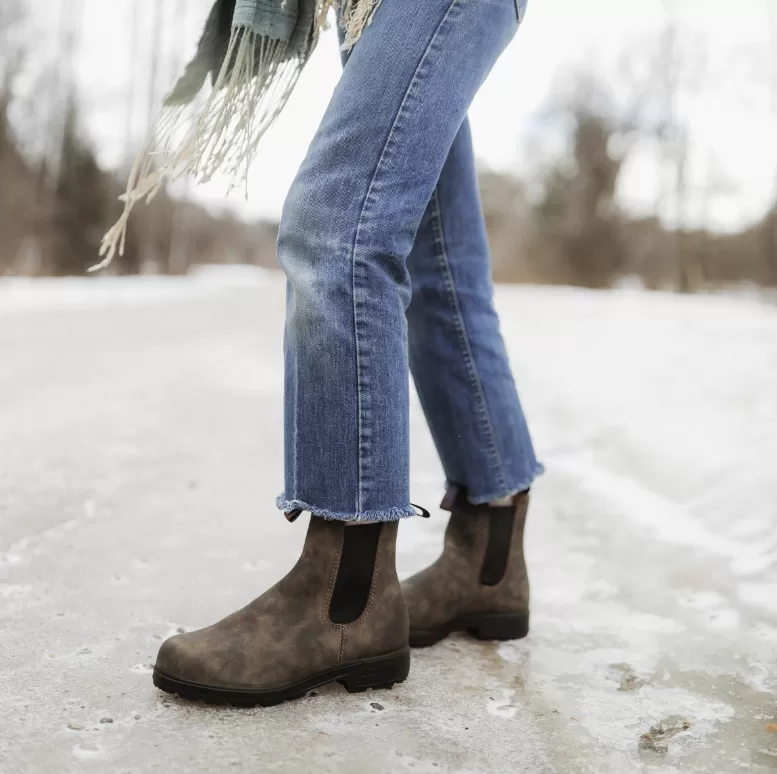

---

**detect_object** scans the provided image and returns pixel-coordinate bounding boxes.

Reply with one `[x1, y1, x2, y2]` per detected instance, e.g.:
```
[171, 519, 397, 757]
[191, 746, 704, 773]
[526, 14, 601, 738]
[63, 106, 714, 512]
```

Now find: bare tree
[611, 12, 711, 291]
[647, 18, 710, 291]
[0, 0, 33, 273]
[764, 0, 777, 286]
[0, 0, 25, 91]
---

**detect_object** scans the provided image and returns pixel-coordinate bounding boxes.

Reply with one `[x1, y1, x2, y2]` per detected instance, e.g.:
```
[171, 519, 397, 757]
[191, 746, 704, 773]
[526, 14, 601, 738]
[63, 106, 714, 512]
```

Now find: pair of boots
[153, 487, 530, 706]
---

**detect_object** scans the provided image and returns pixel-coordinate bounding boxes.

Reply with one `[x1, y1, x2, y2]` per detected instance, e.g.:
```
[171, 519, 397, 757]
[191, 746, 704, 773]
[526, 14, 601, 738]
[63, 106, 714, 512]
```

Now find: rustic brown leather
[155, 518, 408, 690]
[340, 522, 407, 663]
[402, 491, 530, 635]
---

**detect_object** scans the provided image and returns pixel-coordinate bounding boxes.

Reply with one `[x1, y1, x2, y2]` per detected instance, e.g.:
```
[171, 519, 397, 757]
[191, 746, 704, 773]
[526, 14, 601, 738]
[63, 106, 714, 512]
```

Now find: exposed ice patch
[554, 455, 741, 559]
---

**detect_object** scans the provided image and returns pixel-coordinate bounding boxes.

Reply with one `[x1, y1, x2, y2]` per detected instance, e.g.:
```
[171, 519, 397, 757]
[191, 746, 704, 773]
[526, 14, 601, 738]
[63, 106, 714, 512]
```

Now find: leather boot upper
[402, 490, 530, 634]
[155, 518, 408, 690]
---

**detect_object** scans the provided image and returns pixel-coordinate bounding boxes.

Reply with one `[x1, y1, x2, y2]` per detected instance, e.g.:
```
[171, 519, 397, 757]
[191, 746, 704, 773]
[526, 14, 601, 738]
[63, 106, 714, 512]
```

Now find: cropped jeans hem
[458, 462, 546, 506]
[276, 496, 418, 523]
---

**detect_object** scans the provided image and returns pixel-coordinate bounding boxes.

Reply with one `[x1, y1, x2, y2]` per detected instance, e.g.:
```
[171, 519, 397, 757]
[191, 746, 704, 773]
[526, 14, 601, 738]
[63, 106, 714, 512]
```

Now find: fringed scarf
[95, 0, 381, 271]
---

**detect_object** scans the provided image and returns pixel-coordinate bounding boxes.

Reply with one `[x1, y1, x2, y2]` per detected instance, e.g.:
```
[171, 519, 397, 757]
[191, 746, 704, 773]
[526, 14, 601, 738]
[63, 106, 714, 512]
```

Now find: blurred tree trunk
[143, 0, 167, 272]
[49, 97, 108, 276]
[766, 4, 777, 286]
[0, 0, 33, 274]
[532, 96, 626, 288]
[650, 18, 707, 292]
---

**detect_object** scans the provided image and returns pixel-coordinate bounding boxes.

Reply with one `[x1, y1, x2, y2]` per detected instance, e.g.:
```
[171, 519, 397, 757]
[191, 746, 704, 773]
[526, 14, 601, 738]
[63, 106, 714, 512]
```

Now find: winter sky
[31, 0, 777, 232]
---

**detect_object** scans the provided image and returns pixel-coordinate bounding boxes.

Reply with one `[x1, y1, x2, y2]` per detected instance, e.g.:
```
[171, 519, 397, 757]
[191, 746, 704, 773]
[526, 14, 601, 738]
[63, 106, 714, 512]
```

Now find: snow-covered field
[1, 268, 776, 773]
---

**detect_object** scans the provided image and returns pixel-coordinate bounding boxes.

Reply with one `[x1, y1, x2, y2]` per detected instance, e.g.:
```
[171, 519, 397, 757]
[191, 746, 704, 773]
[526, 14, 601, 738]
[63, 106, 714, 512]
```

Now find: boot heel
[467, 612, 529, 641]
[339, 649, 411, 693]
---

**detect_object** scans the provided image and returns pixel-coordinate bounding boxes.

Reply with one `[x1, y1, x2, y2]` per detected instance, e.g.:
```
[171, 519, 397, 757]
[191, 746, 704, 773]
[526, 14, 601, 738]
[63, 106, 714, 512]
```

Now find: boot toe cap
[155, 633, 212, 685]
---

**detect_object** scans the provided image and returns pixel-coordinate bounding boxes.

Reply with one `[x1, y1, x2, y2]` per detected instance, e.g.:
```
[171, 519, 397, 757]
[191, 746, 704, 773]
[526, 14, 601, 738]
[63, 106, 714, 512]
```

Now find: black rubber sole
[152, 648, 410, 707]
[410, 611, 529, 648]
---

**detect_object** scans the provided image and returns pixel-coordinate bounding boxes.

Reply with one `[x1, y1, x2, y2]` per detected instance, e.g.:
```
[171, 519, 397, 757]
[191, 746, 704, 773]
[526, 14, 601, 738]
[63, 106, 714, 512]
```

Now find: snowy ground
[1, 268, 776, 773]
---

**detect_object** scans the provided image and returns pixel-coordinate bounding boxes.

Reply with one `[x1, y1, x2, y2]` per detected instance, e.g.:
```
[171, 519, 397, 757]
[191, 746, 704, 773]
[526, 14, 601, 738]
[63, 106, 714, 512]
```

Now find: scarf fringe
[95, 0, 379, 271]
[341, 0, 382, 49]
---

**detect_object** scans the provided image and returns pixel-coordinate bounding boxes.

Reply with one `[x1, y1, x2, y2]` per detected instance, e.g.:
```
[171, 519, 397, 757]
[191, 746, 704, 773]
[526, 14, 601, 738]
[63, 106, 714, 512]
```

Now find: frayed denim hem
[276, 495, 418, 523]
[462, 462, 546, 506]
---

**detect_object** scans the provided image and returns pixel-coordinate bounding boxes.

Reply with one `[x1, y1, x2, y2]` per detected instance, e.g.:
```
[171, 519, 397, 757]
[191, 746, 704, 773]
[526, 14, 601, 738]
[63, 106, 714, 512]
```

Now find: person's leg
[276, 0, 521, 523]
[154, 0, 523, 704]
[332, 18, 540, 510]
[401, 108, 542, 649]
[406, 118, 543, 503]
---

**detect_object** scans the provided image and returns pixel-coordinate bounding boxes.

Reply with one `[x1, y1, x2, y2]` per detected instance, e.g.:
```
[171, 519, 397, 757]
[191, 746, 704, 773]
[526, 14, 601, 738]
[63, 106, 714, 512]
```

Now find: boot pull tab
[440, 484, 461, 513]
[284, 508, 303, 523]
[411, 503, 431, 519]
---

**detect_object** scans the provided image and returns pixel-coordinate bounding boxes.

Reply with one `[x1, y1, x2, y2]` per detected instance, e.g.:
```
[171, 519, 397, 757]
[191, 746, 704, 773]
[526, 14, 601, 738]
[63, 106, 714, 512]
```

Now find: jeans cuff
[462, 462, 546, 505]
[276, 495, 418, 523]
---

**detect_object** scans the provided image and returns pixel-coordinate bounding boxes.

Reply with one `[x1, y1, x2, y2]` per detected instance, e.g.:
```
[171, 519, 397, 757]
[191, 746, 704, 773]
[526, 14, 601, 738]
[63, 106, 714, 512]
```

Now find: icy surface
[1, 270, 776, 773]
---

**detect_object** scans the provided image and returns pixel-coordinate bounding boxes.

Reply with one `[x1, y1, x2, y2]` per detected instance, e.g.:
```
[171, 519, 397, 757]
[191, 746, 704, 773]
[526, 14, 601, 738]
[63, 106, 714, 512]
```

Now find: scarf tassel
[95, 0, 381, 271]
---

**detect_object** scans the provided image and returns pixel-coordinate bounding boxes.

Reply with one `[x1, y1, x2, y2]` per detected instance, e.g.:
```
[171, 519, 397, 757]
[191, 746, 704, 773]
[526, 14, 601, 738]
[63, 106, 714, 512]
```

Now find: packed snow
[1, 268, 775, 773]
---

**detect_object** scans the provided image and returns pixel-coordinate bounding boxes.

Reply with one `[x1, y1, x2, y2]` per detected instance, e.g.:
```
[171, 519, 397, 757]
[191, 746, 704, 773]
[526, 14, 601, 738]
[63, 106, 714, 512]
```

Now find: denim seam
[348, 0, 464, 515]
[292, 337, 299, 498]
[430, 188, 508, 492]
[352, 246, 364, 515]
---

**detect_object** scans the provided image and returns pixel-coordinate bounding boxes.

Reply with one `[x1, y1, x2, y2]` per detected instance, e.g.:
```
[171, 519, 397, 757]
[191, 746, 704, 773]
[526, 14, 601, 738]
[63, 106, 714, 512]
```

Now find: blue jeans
[276, 0, 542, 522]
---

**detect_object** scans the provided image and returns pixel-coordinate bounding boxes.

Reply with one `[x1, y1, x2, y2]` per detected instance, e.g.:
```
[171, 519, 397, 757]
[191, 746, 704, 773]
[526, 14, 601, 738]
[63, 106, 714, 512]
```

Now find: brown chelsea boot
[153, 516, 410, 706]
[402, 486, 530, 647]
